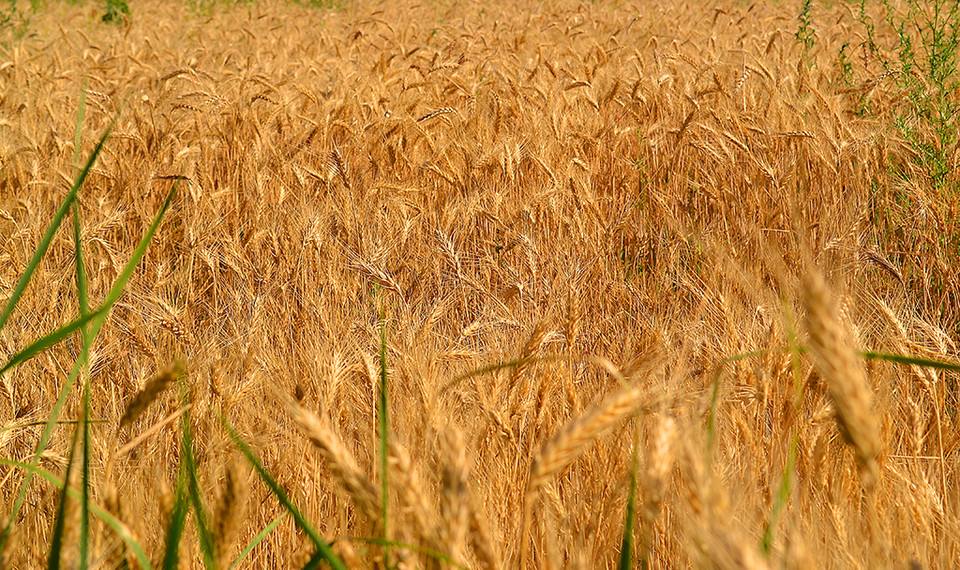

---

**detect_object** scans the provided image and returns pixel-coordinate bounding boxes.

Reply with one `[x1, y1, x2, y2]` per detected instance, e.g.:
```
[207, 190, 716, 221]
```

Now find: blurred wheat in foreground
[1, 0, 960, 567]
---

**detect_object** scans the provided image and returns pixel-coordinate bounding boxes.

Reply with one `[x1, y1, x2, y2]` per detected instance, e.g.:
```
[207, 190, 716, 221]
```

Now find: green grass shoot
[618, 427, 641, 570]
[225, 422, 346, 570]
[377, 309, 390, 565]
[162, 471, 190, 570]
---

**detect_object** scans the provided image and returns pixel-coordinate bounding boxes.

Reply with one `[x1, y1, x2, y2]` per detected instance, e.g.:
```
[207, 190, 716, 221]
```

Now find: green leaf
[761, 309, 803, 555]
[162, 472, 190, 570]
[225, 422, 346, 570]
[0, 305, 110, 376]
[49, 87, 93, 570]
[377, 315, 390, 561]
[73, 179, 93, 570]
[72, 206, 90, 319]
[618, 430, 640, 570]
[861, 350, 960, 372]
[47, 427, 80, 570]
[706, 348, 771, 457]
[181, 394, 217, 569]
[0, 186, 176, 377]
[440, 354, 568, 394]
[229, 515, 283, 570]
[301, 550, 327, 570]
[761, 437, 796, 554]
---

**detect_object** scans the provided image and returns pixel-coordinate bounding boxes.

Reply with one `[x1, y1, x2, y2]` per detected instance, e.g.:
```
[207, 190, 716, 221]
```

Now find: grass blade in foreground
[618, 430, 640, 570]
[229, 515, 282, 570]
[162, 473, 190, 570]
[53, 91, 92, 566]
[181, 393, 217, 568]
[0, 186, 177, 376]
[47, 428, 80, 570]
[0, 125, 112, 333]
[0, 306, 111, 375]
[225, 422, 346, 570]
[0, 459, 151, 570]
[862, 351, 960, 372]
[705, 348, 774, 459]
[0, 186, 176, 556]
[761, 314, 803, 555]
[73, 186, 94, 570]
[377, 316, 390, 564]
[761, 439, 796, 554]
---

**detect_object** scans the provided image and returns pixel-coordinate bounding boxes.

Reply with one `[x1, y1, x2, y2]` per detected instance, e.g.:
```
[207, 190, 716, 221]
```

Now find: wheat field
[1, 0, 959, 567]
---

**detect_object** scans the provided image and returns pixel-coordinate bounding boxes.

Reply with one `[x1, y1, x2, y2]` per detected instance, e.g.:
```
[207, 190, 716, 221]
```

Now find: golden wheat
[1, 0, 958, 567]
[802, 270, 881, 489]
[118, 362, 183, 428]
[287, 402, 381, 524]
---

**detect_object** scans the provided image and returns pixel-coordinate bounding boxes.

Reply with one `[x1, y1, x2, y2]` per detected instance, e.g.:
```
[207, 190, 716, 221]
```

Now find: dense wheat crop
[2, 0, 960, 567]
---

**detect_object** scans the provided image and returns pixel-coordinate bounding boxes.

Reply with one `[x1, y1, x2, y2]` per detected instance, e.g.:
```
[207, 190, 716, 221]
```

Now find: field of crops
[1, 0, 959, 567]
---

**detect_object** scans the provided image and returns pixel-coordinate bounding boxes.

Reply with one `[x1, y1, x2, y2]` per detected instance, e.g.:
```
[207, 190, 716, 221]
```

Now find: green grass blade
[618, 430, 640, 570]
[442, 352, 667, 394]
[302, 550, 328, 570]
[0, 459, 151, 570]
[0, 124, 112, 333]
[761, 308, 803, 555]
[761, 436, 796, 554]
[229, 515, 282, 570]
[162, 472, 190, 570]
[181, 395, 217, 569]
[705, 371, 722, 458]
[47, 426, 80, 570]
[72, 86, 92, 565]
[0, 185, 176, 556]
[377, 316, 390, 562]
[95, 185, 176, 311]
[861, 350, 960, 372]
[0, 123, 110, 557]
[706, 348, 771, 457]
[225, 422, 346, 570]
[0, 306, 110, 376]
[72, 203, 93, 570]
[0, 350, 85, 555]
[72, 206, 90, 317]
[78, 347, 92, 569]
[1, 185, 176, 376]
[440, 354, 568, 393]
[79, 382, 92, 569]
